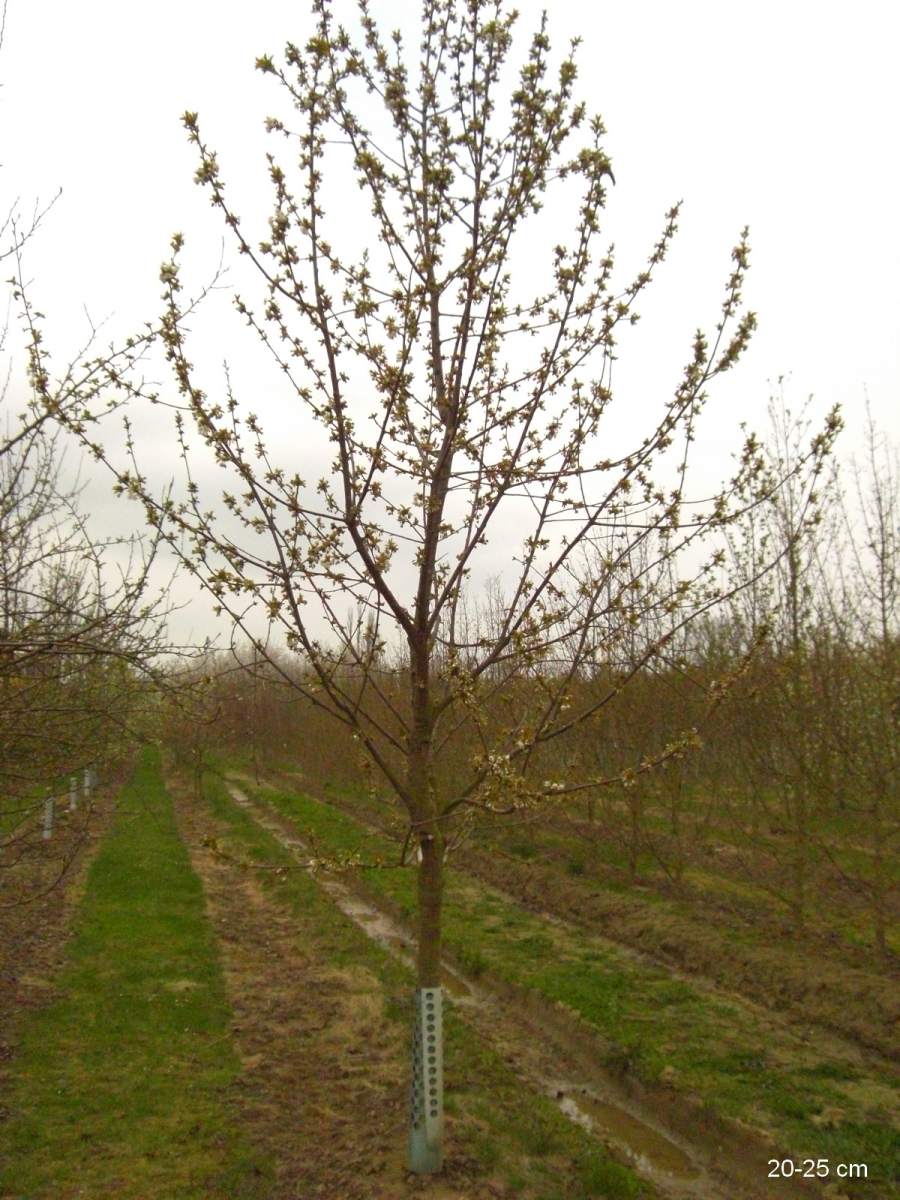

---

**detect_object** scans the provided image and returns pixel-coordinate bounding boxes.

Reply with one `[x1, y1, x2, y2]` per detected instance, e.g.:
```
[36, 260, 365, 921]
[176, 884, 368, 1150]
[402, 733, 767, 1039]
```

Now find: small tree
[2, 8, 232, 948]
[818, 413, 899, 953]
[1, 0, 175, 885]
[26, 0, 839, 1171]
[0, 405, 176, 886]
[722, 392, 845, 928]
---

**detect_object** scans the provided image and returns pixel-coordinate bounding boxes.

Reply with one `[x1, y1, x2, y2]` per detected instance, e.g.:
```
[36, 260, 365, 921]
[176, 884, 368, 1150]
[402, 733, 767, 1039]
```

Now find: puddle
[440, 965, 474, 1000]
[225, 781, 711, 1197]
[230, 785, 479, 1005]
[556, 1087, 700, 1185]
[323, 881, 477, 1002]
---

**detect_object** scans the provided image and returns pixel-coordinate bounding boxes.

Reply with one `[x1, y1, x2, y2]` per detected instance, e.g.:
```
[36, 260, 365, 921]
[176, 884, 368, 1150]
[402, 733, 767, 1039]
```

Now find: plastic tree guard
[408, 986, 443, 1173]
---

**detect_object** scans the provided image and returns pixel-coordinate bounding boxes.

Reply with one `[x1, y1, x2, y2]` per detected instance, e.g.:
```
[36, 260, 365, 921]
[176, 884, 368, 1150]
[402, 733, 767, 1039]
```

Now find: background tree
[721, 393, 843, 929]
[817, 412, 899, 954]
[0, 398, 176, 892]
[25, 0, 838, 1172]
[0, 0, 177, 893]
[709, 398, 898, 951]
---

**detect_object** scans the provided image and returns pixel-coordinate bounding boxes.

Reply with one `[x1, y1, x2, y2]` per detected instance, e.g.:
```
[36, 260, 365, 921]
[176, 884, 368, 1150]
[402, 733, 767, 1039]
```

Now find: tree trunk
[416, 833, 444, 985]
[789, 780, 808, 931]
[408, 830, 445, 1174]
[406, 650, 446, 1174]
[628, 791, 642, 884]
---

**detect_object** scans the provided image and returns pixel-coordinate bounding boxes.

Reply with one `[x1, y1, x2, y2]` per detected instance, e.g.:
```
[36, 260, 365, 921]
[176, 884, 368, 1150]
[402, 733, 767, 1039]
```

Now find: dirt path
[171, 776, 505, 1200]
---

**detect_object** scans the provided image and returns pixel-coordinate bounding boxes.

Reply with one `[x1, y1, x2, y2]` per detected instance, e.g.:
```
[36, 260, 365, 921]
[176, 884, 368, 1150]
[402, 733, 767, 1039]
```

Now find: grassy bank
[0, 747, 270, 1199]
[241, 774, 899, 1199]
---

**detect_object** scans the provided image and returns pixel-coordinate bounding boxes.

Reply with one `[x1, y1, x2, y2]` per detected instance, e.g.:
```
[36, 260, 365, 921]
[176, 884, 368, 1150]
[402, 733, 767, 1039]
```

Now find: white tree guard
[408, 986, 443, 1173]
[42, 796, 54, 841]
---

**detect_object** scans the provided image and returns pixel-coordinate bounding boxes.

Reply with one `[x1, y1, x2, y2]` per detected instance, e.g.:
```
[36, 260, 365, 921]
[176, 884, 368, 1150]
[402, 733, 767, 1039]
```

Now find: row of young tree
[0, 403, 173, 868]
[562, 397, 898, 957]
[719, 401, 897, 953]
[0, 9, 169, 884]
[186, 397, 897, 959]
[0, 330, 174, 886]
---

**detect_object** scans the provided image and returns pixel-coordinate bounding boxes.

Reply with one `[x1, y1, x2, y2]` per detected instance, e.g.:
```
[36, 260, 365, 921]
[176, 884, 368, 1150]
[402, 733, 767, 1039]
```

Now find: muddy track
[224, 777, 829, 1200]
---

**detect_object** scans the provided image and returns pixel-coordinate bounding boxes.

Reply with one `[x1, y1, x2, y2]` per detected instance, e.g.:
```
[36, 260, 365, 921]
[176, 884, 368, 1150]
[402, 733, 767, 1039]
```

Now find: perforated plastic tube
[408, 986, 443, 1173]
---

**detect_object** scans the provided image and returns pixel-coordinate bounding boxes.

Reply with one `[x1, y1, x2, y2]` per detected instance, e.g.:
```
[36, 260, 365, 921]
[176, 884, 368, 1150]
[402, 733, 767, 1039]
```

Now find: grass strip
[246, 776, 899, 1199]
[0, 747, 271, 1200]
[202, 771, 650, 1200]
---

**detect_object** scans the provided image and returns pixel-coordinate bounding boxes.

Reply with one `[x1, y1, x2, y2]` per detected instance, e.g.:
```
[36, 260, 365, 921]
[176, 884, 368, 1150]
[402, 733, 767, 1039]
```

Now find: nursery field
[1, 748, 897, 1198]
[217, 751, 900, 1199]
[299, 768, 899, 1060]
[0, 751, 662, 1200]
[4, 3, 899, 1198]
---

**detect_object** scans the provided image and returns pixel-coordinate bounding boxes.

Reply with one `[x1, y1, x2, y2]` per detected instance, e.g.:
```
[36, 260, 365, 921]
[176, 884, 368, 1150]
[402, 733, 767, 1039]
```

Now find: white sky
[2, 0, 898, 646]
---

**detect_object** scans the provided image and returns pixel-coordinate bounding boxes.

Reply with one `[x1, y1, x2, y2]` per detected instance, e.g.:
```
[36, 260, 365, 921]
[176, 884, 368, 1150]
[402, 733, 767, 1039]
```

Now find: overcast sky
[2, 0, 898, 646]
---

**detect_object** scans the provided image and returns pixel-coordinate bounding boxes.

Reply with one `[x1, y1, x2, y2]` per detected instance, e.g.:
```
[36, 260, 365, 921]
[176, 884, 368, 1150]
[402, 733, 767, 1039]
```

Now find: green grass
[202, 771, 652, 1200]
[244, 776, 899, 1199]
[0, 747, 272, 1200]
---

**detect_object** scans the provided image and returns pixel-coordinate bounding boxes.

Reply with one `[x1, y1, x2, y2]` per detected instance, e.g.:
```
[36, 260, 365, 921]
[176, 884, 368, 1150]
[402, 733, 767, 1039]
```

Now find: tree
[0, 397, 176, 892]
[0, 0, 176, 894]
[721, 391, 844, 929]
[818, 411, 899, 954]
[24, 0, 838, 1172]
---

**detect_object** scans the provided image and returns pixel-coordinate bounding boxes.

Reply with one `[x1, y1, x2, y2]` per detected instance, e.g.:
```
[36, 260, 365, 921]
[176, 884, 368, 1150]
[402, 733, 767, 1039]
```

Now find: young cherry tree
[26, 0, 838, 1173]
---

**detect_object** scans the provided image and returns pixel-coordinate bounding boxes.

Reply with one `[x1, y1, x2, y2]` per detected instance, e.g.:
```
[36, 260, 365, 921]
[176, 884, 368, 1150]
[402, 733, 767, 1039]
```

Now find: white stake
[42, 796, 54, 841]
[69, 776, 78, 812]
